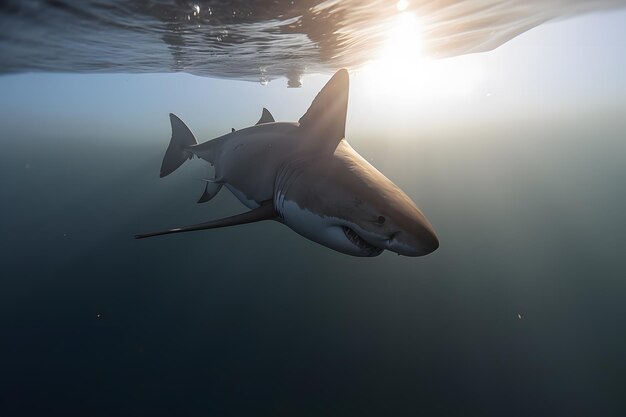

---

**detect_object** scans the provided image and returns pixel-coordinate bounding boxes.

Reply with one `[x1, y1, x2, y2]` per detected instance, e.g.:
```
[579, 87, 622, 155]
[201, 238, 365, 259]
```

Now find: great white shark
[135, 69, 439, 257]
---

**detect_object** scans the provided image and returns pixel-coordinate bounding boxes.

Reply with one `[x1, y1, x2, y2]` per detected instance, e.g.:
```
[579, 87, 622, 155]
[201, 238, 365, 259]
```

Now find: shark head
[331, 153, 439, 257]
[337, 205, 439, 257]
[276, 140, 439, 257]
[274, 69, 439, 257]
[345, 196, 439, 257]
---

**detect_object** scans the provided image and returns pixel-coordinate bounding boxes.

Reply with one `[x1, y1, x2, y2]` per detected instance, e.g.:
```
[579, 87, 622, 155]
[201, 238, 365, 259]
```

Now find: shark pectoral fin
[255, 108, 275, 125]
[134, 202, 276, 239]
[298, 69, 349, 152]
[197, 180, 223, 203]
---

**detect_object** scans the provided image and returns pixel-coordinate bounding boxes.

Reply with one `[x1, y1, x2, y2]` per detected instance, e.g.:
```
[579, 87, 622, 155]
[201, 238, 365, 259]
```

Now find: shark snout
[389, 224, 439, 257]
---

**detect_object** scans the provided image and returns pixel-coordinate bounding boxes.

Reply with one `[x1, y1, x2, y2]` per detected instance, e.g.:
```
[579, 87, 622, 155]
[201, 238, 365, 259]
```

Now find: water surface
[1, 0, 625, 84]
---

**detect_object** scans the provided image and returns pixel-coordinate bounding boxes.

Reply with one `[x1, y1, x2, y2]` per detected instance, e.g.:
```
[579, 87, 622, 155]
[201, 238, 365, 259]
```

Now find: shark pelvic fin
[298, 69, 349, 151]
[256, 108, 275, 125]
[160, 114, 198, 178]
[197, 181, 223, 203]
[135, 202, 276, 239]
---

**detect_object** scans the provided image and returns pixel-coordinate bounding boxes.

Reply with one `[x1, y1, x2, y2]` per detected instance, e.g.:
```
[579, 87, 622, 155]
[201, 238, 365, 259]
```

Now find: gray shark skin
[136, 69, 439, 257]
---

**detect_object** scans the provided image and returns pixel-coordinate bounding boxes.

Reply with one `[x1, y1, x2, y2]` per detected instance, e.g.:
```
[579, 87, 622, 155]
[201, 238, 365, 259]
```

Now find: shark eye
[377, 216, 386, 225]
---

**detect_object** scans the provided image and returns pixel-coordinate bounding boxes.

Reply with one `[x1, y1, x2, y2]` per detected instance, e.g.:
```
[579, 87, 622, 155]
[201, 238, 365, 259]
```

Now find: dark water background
[1, 104, 625, 415]
[1, 1, 626, 417]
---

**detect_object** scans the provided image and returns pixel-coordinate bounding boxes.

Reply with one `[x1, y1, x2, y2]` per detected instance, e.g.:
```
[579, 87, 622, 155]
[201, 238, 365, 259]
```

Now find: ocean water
[1, 2, 626, 416]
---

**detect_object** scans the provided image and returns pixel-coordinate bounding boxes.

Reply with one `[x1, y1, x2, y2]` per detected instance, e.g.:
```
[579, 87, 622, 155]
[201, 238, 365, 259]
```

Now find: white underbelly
[281, 199, 362, 255]
[226, 183, 260, 209]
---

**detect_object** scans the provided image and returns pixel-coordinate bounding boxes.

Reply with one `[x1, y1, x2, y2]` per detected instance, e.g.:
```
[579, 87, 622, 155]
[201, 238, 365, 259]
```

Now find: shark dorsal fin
[256, 108, 275, 125]
[298, 69, 349, 151]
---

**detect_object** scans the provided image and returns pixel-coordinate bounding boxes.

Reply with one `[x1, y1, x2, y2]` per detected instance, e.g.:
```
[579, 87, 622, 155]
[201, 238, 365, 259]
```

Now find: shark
[135, 69, 439, 257]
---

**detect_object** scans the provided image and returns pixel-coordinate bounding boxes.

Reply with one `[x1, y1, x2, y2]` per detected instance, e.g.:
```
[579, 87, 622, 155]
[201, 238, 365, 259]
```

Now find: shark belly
[280, 199, 368, 256]
[226, 183, 260, 209]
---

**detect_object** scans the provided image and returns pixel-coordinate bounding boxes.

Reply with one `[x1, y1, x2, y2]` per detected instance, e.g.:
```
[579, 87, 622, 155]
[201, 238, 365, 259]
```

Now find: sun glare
[358, 10, 483, 100]
[396, 0, 409, 12]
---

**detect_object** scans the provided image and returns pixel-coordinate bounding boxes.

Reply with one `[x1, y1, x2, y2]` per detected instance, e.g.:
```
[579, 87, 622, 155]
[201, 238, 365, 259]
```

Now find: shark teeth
[342, 226, 383, 256]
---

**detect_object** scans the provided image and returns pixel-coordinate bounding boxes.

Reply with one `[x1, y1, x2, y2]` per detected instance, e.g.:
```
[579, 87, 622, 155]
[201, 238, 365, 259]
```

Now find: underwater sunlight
[359, 10, 484, 101]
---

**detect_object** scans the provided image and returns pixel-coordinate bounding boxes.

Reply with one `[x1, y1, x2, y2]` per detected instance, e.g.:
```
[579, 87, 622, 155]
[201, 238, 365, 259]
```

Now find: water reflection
[0, 0, 624, 84]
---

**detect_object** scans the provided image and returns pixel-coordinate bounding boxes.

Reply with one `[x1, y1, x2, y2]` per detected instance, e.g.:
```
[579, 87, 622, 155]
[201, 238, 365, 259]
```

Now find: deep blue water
[1, 106, 625, 416]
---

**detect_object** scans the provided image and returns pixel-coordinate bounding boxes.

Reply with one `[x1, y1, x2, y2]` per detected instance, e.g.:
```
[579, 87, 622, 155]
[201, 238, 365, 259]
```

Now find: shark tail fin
[160, 113, 198, 178]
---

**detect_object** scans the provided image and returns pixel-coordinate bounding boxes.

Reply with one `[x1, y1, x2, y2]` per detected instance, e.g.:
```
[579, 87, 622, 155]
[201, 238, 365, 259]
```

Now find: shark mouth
[342, 226, 384, 256]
